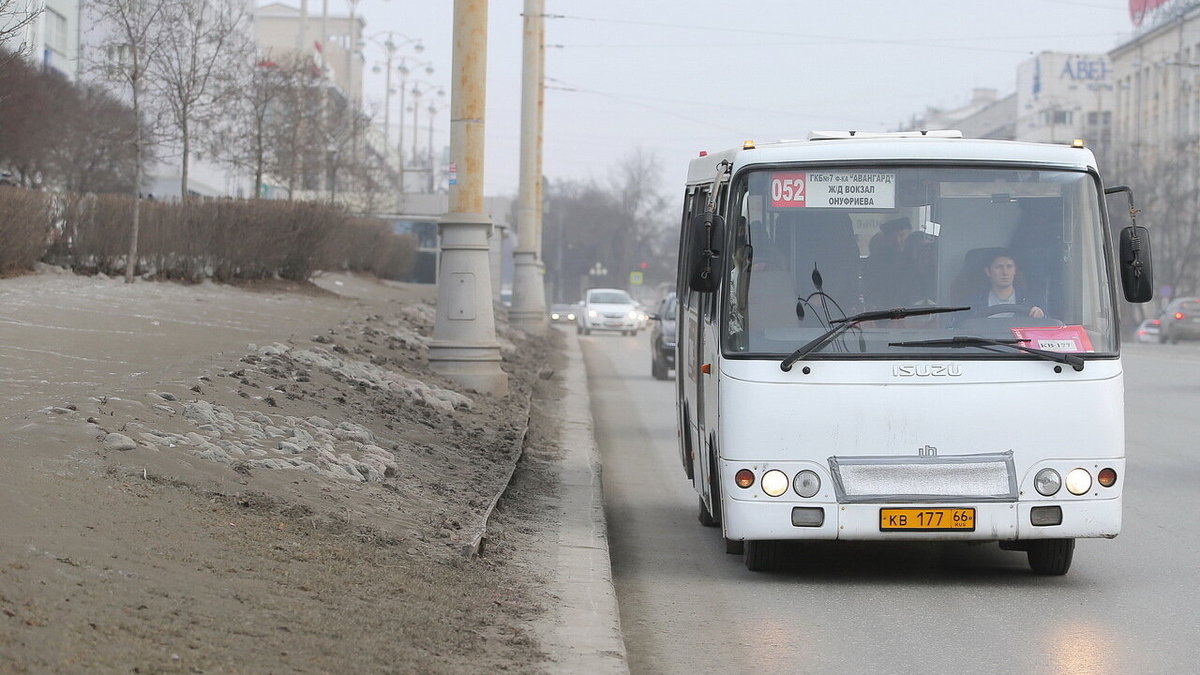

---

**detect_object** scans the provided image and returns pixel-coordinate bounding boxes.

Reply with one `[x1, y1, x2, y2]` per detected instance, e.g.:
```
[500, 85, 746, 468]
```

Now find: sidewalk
[533, 327, 629, 673]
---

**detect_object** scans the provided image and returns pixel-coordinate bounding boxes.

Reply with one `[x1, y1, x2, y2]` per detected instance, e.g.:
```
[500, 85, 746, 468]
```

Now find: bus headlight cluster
[1034, 466, 1118, 497]
[732, 468, 822, 498]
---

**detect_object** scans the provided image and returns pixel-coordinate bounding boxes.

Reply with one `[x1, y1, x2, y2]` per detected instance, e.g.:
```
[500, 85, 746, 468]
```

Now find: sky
[315, 0, 1142, 199]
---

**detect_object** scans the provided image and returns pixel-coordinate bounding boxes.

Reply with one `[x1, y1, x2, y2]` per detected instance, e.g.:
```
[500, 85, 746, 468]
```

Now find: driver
[978, 250, 1044, 318]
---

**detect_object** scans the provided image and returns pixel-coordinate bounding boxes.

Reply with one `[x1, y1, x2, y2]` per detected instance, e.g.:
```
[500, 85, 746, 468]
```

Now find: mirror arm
[1105, 184, 1140, 225]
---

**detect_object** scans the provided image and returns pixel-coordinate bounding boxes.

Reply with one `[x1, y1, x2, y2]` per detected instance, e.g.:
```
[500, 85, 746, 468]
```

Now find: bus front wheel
[744, 540, 786, 571]
[1026, 538, 1075, 575]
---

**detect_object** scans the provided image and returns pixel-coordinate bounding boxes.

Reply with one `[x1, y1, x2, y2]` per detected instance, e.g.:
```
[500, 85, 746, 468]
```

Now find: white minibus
[674, 131, 1153, 574]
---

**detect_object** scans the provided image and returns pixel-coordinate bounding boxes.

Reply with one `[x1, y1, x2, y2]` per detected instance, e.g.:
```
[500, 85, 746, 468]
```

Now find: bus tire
[725, 538, 744, 555]
[679, 404, 695, 480]
[1027, 538, 1075, 575]
[706, 437, 722, 526]
[744, 540, 785, 571]
[698, 496, 718, 528]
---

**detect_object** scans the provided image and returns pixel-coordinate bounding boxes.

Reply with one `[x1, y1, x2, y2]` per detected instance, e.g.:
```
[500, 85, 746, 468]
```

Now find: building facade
[1015, 52, 1116, 166]
[255, 2, 362, 107]
[0, 0, 82, 79]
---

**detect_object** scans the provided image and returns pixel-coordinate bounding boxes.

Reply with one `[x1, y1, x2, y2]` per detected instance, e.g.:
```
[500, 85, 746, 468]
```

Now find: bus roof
[685, 134, 1099, 185]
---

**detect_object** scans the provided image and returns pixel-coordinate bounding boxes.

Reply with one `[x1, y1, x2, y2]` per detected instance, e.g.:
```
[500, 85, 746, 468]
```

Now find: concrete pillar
[509, 0, 548, 331]
[428, 0, 508, 395]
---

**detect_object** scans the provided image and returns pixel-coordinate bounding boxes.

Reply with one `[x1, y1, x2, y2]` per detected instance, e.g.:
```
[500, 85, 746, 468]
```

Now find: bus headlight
[1065, 468, 1092, 495]
[793, 470, 821, 498]
[1034, 468, 1062, 496]
[761, 470, 789, 497]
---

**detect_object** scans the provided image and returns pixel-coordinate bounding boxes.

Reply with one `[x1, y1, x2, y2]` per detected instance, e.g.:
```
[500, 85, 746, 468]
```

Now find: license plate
[879, 507, 975, 531]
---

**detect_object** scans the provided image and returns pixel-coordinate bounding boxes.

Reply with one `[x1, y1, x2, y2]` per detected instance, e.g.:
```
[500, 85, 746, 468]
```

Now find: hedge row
[0, 188, 415, 282]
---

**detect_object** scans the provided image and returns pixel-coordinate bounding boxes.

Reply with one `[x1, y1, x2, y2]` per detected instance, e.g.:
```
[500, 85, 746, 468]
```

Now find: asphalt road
[582, 332, 1200, 675]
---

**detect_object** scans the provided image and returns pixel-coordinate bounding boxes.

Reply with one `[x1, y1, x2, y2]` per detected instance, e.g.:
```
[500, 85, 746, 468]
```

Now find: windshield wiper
[780, 306, 969, 372]
[888, 335, 1085, 372]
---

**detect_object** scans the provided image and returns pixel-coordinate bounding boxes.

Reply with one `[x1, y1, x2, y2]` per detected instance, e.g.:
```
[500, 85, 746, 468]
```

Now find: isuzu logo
[893, 364, 963, 377]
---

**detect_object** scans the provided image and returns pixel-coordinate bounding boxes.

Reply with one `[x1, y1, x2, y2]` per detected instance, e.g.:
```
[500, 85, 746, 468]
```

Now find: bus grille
[827, 451, 1017, 503]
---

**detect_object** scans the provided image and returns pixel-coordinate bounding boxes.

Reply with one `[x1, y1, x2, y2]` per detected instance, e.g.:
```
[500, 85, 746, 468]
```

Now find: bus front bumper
[722, 497, 1121, 542]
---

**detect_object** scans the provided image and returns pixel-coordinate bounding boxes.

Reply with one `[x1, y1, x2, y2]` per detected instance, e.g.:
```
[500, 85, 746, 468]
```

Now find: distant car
[650, 293, 677, 380]
[577, 288, 640, 336]
[549, 303, 577, 323]
[1134, 318, 1161, 343]
[1160, 297, 1200, 343]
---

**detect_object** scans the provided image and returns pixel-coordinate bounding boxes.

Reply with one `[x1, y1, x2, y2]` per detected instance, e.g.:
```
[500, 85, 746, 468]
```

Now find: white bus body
[674, 133, 1153, 574]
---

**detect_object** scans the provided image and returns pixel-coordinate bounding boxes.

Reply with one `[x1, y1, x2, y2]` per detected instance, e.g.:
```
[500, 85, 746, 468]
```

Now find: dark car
[650, 293, 677, 380]
[549, 303, 577, 323]
[1160, 297, 1200, 343]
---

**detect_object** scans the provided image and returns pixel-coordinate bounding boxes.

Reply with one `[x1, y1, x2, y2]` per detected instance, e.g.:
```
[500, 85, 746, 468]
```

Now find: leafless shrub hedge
[0, 187, 52, 275]
[335, 217, 418, 281]
[5, 188, 415, 282]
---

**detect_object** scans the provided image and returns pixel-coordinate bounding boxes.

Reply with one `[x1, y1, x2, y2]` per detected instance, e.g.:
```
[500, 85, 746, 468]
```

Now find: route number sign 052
[770, 172, 806, 207]
[769, 171, 897, 209]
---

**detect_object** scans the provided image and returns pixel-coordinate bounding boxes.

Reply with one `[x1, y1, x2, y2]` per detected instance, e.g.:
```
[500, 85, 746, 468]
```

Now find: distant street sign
[630, 271, 644, 286]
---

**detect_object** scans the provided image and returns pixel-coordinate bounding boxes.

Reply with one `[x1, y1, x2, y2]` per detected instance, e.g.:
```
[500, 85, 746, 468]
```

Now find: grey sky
[342, 0, 1137, 197]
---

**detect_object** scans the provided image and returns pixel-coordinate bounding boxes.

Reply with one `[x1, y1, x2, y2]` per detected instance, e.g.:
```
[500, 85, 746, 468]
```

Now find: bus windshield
[723, 165, 1116, 357]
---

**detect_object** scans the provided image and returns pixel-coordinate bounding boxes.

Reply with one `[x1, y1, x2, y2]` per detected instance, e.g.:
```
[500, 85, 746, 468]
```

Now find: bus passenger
[864, 217, 912, 308]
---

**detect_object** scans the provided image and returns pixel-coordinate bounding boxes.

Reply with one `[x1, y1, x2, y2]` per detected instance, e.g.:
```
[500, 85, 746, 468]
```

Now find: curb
[539, 327, 629, 673]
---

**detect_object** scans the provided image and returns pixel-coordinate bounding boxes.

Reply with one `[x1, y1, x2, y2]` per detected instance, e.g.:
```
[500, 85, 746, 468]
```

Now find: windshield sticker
[1010, 326, 1095, 353]
[770, 171, 896, 209]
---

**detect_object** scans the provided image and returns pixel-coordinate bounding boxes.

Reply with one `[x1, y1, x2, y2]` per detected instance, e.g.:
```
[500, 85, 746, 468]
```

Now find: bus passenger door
[677, 187, 706, 488]
[693, 185, 728, 522]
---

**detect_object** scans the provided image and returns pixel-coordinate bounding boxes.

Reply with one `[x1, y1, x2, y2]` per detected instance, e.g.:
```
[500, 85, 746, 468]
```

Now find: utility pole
[428, 0, 508, 395]
[509, 0, 547, 330]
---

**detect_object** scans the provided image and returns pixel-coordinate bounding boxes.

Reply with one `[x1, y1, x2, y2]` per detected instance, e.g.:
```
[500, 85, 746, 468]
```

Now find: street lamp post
[395, 56, 434, 192]
[410, 81, 445, 189]
[368, 33, 424, 183]
[510, 0, 548, 330]
[428, 0, 508, 395]
[426, 101, 438, 191]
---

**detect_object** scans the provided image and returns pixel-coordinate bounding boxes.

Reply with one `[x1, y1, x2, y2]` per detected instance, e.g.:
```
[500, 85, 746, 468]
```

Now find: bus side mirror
[1105, 185, 1153, 303]
[1119, 225, 1153, 303]
[687, 213, 725, 293]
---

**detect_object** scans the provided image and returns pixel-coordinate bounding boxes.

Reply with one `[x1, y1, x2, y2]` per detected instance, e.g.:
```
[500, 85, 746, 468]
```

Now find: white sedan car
[577, 288, 640, 336]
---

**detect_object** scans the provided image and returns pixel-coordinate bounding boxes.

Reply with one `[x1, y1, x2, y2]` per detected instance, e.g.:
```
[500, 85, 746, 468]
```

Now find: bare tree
[0, 50, 67, 185]
[541, 149, 675, 301]
[265, 60, 325, 200]
[151, 0, 247, 200]
[51, 84, 140, 194]
[91, 0, 175, 282]
[216, 51, 296, 198]
[0, 0, 42, 66]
